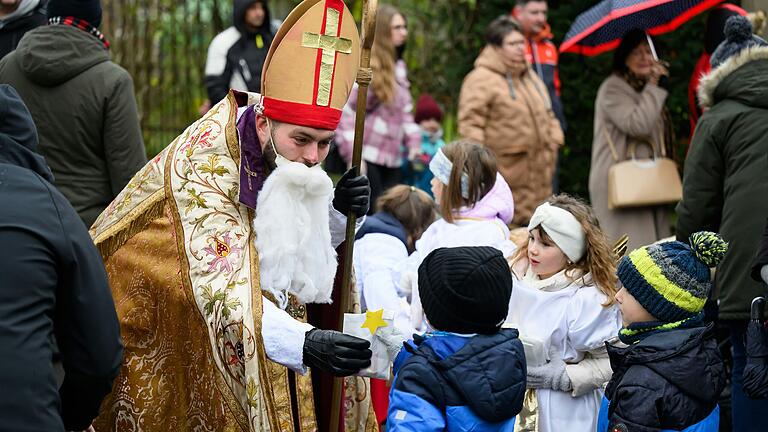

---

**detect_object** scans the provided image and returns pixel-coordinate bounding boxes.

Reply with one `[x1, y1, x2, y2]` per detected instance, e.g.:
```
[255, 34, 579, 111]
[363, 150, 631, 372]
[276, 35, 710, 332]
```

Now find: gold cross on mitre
[301, 7, 353, 107]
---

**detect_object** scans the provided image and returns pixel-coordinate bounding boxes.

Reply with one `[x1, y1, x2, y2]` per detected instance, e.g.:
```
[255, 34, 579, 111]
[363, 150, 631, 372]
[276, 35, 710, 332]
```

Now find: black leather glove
[333, 168, 370, 217]
[303, 328, 372, 376]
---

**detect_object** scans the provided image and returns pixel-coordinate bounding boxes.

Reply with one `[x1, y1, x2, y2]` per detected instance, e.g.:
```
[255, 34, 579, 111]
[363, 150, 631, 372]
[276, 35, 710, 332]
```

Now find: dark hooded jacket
[204, 0, 274, 103]
[0, 23, 146, 228]
[752, 216, 768, 283]
[676, 46, 768, 320]
[0, 0, 47, 59]
[387, 329, 526, 431]
[0, 84, 123, 431]
[603, 325, 726, 432]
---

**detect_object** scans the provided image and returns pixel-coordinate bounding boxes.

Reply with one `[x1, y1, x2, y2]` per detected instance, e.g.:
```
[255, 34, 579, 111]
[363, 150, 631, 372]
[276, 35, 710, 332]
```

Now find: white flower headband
[429, 148, 470, 199]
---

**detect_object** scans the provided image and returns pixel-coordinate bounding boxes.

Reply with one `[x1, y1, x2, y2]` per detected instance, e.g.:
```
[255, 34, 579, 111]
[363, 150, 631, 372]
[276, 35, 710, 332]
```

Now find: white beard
[253, 159, 338, 309]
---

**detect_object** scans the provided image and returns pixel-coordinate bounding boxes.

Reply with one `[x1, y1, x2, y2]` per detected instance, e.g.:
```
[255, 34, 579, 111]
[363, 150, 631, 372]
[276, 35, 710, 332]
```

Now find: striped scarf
[618, 312, 704, 345]
[48, 16, 110, 50]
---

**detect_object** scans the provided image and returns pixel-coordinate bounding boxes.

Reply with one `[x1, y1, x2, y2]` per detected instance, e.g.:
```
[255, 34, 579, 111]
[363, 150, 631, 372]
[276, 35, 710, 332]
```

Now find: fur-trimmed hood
[698, 46, 768, 109]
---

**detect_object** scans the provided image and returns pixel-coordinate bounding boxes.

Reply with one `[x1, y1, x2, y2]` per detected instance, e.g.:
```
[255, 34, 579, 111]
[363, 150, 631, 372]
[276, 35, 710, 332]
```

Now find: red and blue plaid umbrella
[560, 0, 726, 56]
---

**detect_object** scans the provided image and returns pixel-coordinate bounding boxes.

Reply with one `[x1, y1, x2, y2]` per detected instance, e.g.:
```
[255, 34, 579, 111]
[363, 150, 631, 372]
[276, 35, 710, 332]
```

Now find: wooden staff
[329, 1, 378, 431]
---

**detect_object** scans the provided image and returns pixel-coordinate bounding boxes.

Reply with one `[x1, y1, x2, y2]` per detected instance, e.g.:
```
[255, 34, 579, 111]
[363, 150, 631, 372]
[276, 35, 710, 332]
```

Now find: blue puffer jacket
[387, 329, 526, 431]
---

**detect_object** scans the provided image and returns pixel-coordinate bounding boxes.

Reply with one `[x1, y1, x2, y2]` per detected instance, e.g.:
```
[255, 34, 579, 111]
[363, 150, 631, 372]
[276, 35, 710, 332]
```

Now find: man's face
[244, 2, 266, 30]
[256, 116, 334, 170]
[514, 1, 548, 36]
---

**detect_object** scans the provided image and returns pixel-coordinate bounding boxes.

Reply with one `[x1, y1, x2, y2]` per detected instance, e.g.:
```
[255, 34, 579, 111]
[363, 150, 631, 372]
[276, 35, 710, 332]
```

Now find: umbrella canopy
[560, 0, 726, 56]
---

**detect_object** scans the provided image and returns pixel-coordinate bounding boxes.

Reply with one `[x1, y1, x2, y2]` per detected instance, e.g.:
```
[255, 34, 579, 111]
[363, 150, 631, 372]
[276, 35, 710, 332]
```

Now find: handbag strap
[603, 125, 667, 163]
[602, 127, 620, 163]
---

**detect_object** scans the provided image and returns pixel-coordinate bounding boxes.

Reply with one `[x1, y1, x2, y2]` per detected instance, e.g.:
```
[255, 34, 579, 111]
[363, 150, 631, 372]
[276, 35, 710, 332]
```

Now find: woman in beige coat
[589, 30, 672, 250]
[458, 16, 563, 226]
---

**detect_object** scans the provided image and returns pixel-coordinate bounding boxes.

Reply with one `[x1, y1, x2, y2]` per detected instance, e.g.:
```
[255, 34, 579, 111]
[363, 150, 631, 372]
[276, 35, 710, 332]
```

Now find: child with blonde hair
[506, 194, 622, 431]
[400, 140, 516, 332]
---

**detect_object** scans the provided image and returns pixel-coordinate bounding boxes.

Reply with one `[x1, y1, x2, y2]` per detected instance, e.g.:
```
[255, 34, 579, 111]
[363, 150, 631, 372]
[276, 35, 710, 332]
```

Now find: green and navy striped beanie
[617, 232, 728, 340]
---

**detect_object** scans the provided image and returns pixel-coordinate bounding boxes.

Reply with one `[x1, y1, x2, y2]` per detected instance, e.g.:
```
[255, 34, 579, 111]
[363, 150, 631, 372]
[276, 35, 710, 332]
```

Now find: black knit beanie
[49, 0, 103, 28]
[418, 246, 512, 335]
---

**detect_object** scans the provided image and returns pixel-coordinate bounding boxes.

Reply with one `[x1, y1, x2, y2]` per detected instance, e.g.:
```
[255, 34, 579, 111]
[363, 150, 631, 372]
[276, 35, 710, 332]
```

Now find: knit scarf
[48, 16, 110, 50]
[618, 312, 704, 345]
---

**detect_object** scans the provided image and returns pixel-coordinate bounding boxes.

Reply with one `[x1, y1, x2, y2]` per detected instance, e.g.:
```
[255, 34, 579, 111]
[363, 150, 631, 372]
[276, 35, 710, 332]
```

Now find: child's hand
[377, 325, 407, 362]
[526, 358, 572, 392]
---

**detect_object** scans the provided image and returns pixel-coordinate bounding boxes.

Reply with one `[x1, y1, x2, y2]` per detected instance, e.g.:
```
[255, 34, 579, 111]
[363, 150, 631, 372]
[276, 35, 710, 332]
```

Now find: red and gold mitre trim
[261, 0, 360, 130]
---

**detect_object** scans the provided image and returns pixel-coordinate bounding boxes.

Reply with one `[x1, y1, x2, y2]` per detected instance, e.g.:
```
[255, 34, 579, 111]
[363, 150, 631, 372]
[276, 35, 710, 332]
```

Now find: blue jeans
[728, 320, 768, 432]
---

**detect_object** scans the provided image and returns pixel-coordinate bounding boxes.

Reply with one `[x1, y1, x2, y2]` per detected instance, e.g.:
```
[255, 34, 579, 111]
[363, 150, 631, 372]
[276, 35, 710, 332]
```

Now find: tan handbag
[603, 128, 682, 210]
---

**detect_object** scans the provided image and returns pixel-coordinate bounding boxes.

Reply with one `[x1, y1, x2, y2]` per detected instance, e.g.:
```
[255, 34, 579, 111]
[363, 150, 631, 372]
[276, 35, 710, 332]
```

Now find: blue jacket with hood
[387, 329, 526, 431]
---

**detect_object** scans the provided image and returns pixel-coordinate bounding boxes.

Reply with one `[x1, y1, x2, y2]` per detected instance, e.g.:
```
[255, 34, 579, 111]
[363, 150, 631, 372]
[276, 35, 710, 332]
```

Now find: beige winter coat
[458, 46, 564, 225]
[589, 74, 671, 250]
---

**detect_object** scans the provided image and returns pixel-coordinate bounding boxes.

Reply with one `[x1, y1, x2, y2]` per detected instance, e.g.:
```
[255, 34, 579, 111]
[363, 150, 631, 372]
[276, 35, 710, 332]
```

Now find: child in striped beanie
[599, 232, 729, 431]
[615, 231, 728, 343]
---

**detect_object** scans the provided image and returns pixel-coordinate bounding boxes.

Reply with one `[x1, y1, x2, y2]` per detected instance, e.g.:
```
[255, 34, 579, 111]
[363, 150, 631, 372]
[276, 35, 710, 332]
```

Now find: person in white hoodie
[506, 194, 622, 431]
[354, 184, 437, 338]
[401, 140, 517, 332]
[352, 184, 437, 426]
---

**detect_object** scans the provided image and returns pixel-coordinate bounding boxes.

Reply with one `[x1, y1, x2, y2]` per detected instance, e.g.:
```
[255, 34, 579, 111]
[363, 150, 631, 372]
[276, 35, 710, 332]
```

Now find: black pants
[366, 162, 401, 215]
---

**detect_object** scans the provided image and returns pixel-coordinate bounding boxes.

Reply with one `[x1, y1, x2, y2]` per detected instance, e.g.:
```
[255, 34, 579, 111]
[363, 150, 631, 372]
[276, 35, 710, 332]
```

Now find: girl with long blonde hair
[506, 194, 622, 432]
[335, 4, 421, 212]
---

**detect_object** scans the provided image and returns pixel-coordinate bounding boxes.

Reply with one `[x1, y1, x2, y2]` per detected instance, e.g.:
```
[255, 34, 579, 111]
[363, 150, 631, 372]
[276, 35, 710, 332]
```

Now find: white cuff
[261, 296, 314, 374]
[761, 265, 768, 286]
[329, 203, 365, 248]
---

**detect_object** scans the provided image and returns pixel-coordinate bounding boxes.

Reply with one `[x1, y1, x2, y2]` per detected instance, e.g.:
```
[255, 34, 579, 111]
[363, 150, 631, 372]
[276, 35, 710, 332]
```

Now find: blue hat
[711, 16, 768, 68]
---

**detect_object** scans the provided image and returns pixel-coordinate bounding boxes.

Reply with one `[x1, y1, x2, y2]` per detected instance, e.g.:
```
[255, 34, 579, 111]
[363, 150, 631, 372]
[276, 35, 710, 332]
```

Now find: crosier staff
[330, 0, 378, 431]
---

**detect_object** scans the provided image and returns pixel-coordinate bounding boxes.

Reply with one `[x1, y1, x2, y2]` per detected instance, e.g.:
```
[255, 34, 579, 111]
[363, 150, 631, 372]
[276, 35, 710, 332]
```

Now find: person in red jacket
[512, 0, 566, 132]
[688, 3, 746, 146]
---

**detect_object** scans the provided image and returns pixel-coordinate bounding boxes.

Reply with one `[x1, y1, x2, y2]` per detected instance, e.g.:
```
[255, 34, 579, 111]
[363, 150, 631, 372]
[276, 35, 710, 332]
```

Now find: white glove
[761, 264, 768, 285]
[526, 357, 573, 392]
[376, 325, 407, 363]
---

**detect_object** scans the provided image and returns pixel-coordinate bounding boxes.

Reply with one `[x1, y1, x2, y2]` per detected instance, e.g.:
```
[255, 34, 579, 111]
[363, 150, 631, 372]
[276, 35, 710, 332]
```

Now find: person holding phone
[589, 29, 673, 250]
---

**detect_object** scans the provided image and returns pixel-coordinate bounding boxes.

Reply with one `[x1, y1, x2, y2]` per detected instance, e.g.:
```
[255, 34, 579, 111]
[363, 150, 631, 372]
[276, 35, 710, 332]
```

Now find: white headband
[527, 202, 586, 263]
[429, 149, 470, 199]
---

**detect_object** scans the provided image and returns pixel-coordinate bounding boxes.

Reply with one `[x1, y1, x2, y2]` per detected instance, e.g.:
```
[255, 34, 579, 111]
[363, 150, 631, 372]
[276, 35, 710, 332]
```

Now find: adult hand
[303, 329, 372, 376]
[333, 167, 370, 217]
[649, 61, 669, 87]
[526, 358, 572, 392]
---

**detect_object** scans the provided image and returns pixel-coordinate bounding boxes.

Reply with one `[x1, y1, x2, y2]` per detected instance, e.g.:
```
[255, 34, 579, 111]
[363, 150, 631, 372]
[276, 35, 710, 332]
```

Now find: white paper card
[343, 309, 395, 380]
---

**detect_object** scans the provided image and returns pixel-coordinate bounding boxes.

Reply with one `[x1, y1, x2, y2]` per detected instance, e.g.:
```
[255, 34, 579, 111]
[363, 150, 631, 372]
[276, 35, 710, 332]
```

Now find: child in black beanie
[386, 246, 526, 431]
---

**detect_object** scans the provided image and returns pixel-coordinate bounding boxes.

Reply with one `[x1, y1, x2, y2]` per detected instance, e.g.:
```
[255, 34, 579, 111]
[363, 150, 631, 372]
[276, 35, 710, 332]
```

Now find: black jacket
[604, 325, 726, 432]
[0, 84, 123, 431]
[204, 0, 274, 103]
[0, 0, 47, 59]
[752, 217, 768, 283]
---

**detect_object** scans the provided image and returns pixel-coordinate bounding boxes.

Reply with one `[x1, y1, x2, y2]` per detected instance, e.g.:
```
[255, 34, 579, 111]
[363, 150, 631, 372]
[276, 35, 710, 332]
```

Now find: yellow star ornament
[360, 309, 388, 335]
